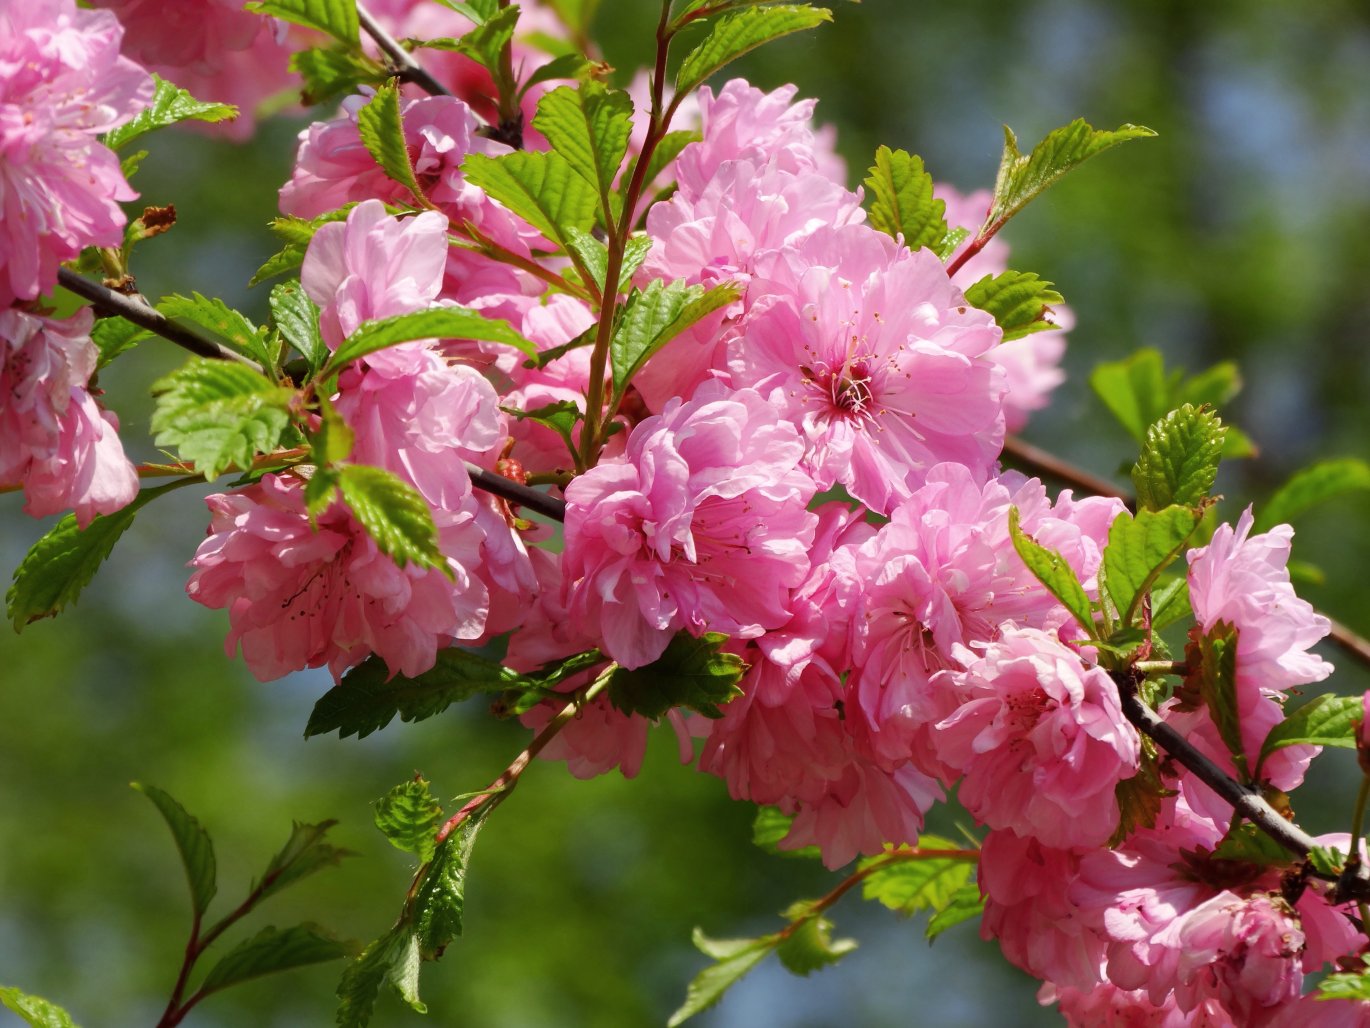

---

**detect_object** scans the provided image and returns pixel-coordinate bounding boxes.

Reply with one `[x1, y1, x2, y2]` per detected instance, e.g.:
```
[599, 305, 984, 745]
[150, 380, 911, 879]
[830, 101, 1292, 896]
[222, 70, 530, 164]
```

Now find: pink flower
[561, 384, 818, 669]
[0, 0, 153, 305]
[935, 627, 1141, 848]
[186, 472, 487, 682]
[1040, 981, 1235, 1027]
[1, 307, 137, 525]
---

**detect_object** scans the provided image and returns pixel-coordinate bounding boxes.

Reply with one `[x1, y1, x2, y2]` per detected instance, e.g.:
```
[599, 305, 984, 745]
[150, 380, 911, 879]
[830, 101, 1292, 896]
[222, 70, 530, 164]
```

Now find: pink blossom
[561, 384, 817, 669]
[186, 472, 487, 682]
[1, 307, 137, 525]
[1040, 981, 1236, 1027]
[0, 0, 153, 306]
[1268, 995, 1370, 1028]
[935, 627, 1140, 848]
[732, 224, 1004, 513]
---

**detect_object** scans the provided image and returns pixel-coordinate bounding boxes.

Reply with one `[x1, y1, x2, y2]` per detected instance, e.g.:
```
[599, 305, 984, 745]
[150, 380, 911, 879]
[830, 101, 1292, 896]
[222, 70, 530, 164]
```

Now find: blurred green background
[4, 1, 1370, 1025]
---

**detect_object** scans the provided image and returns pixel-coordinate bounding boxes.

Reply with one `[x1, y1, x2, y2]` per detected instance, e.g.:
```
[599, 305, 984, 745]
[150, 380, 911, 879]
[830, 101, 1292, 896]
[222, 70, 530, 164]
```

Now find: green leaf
[1211, 823, 1295, 868]
[963, 271, 1065, 342]
[305, 646, 531, 739]
[1089, 348, 1172, 441]
[1255, 458, 1370, 533]
[6, 481, 174, 631]
[91, 316, 146, 370]
[518, 51, 595, 97]
[158, 292, 279, 367]
[199, 924, 352, 995]
[1259, 694, 1361, 763]
[675, 6, 832, 97]
[246, 0, 359, 44]
[1111, 743, 1167, 843]
[326, 306, 536, 375]
[253, 207, 360, 287]
[1150, 575, 1191, 632]
[336, 465, 447, 575]
[442, 5, 518, 76]
[859, 838, 976, 917]
[935, 226, 970, 261]
[1318, 970, 1370, 1002]
[751, 806, 822, 860]
[982, 119, 1156, 239]
[610, 278, 739, 399]
[863, 147, 947, 251]
[151, 359, 294, 481]
[433, 0, 498, 21]
[270, 280, 328, 374]
[255, 820, 353, 903]
[1101, 505, 1204, 627]
[413, 806, 489, 959]
[357, 81, 426, 204]
[501, 400, 581, 462]
[607, 631, 745, 720]
[0, 987, 80, 1028]
[565, 229, 652, 294]
[1308, 845, 1345, 877]
[925, 880, 985, 941]
[291, 47, 387, 106]
[374, 778, 443, 863]
[1132, 404, 1227, 511]
[132, 782, 217, 919]
[1007, 506, 1096, 637]
[103, 75, 236, 150]
[532, 83, 634, 202]
[335, 925, 410, 1027]
[462, 150, 599, 252]
[1187, 622, 1245, 775]
[667, 928, 779, 1027]
[776, 916, 856, 976]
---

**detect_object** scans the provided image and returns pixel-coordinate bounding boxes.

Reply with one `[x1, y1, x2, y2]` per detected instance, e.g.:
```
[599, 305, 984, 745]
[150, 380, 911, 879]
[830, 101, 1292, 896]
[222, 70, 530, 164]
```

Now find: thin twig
[355, 1, 452, 97]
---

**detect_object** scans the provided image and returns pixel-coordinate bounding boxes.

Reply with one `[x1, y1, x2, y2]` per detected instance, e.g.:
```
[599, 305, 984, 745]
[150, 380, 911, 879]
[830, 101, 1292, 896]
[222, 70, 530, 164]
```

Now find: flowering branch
[354, 1, 451, 98]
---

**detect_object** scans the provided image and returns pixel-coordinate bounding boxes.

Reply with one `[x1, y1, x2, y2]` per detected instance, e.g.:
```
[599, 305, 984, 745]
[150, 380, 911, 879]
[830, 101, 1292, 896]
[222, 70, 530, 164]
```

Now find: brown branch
[355, 1, 452, 98]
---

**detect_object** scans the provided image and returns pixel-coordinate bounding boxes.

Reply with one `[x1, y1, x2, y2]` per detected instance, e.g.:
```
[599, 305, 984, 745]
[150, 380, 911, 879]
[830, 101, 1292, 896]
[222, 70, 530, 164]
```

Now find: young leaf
[859, 838, 976, 917]
[198, 924, 352, 995]
[269, 280, 328, 374]
[982, 119, 1156, 240]
[413, 806, 490, 959]
[963, 271, 1065, 342]
[246, 0, 359, 45]
[532, 83, 634, 201]
[462, 150, 598, 252]
[1211, 824, 1296, 867]
[1089, 348, 1172, 442]
[291, 47, 387, 106]
[518, 51, 596, 98]
[103, 75, 237, 150]
[606, 631, 745, 719]
[1259, 694, 1361, 762]
[374, 778, 443, 863]
[751, 806, 822, 861]
[565, 229, 652, 294]
[667, 928, 779, 1027]
[610, 279, 739, 399]
[357, 82, 426, 205]
[501, 401, 582, 462]
[1186, 622, 1244, 775]
[675, 6, 833, 97]
[924, 880, 985, 941]
[158, 293, 279, 367]
[1255, 458, 1370, 533]
[1111, 743, 1167, 843]
[439, 5, 518, 77]
[1150, 576, 1192, 632]
[935, 226, 970, 261]
[1007, 506, 1096, 638]
[863, 147, 947, 251]
[1132, 404, 1227, 511]
[254, 820, 353, 903]
[150, 359, 295, 481]
[325, 306, 536, 375]
[1101, 505, 1204, 627]
[91, 316, 146, 370]
[336, 465, 447, 575]
[1318, 970, 1370, 1002]
[252, 207, 360, 286]
[0, 987, 80, 1028]
[775, 916, 857, 976]
[132, 782, 217, 919]
[304, 647, 533, 740]
[1308, 845, 1345, 877]
[335, 925, 411, 1028]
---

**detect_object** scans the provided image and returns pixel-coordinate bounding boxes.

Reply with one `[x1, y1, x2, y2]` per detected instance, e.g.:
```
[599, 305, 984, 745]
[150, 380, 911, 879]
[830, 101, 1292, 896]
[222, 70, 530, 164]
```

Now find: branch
[465, 460, 565, 521]
[355, 1, 452, 98]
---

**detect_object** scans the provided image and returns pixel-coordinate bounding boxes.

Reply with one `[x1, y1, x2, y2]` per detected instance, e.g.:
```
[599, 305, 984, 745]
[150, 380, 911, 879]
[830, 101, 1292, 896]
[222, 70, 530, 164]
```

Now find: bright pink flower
[1040, 981, 1236, 1027]
[935, 627, 1140, 848]
[732, 224, 1004, 513]
[186, 472, 487, 682]
[562, 384, 817, 669]
[0, 0, 153, 305]
[0, 307, 137, 525]
[1268, 995, 1370, 1028]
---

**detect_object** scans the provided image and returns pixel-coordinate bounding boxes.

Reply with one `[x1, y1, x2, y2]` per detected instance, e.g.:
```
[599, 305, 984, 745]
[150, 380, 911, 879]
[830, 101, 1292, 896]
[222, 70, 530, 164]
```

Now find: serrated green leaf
[675, 6, 832, 97]
[1150, 575, 1191, 632]
[132, 782, 217, 918]
[963, 270, 1065, 342]
[158, 292, 279, 367]
[199, 924, 351, 995]
[335, 926, 410, 1028]
[1132, 404, 1227, 511]
[776, 916, 856, 976]
[751, 806, 822, 860]
[336, 465, 447, 575]
[564, 229, 652, 294]
[533, 83, 634, 203]
[375, 778, 443, 863]
[255, 820, 353, 903]
[305, 466, 341, 521]
[91, 316, 146, 370]
[151, 359, 294, 480]
[462, 150, 599, 252]
[0, 987, 80, 1028]
[1318, 970, 1370, 1002]
[103, 75, 236, 150]
[1255, 458, 1370, 533]
[668, 928, 778, 1027]
[270, 280, 328, 373]
[305, 646, 531, 739]
[357, 81, 426, 205]
[1211, 824, 1295, 867]
[982, 119, 1155, 239]
[291, 47, 387, 106]
[252, 245, 309, 287]
[414, 806, 489, 959]
[1187, 622, 1244, 775]
[1308, 845, 1345, 877]
[446, 4, 518, 76]
[1007, 506, 1096, 638]
[433, 0, 497, 21]
[519, 51, 595, 97]
[633, 129, 701, 195]
[502, 400, 581, 461]
[863, 147, 947, 251]
[312, 398, 355, 468]
[325, 306, 536, 375]
[935, 227, 971, 261]
[858, 839, 975, 917]
[925, 880, 985, 941]
[1101, 506, 1203, 627]
[1259, 694, 1361, 762]
[610, 278, 739, 399]
[388, 931, 426, 1013]
[607, 631, 745, 719]
[247, 0, 358, 44]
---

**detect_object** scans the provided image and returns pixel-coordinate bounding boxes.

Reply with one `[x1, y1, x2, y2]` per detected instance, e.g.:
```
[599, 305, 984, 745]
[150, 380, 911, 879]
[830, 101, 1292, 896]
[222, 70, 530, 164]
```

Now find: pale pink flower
[935, 627, 1140, 848]
[0, 0, 153, 305]
[186, 472, 487, 682]
[0, 307, 137, 525]
[561, 384, 817, 669]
